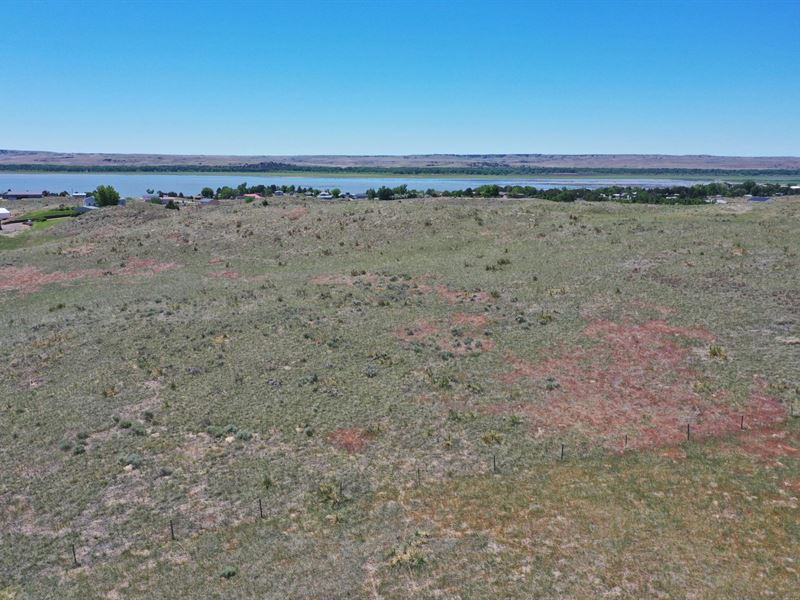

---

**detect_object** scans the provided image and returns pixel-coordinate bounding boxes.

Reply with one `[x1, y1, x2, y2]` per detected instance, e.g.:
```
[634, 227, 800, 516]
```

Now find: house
[274, 190, 285, 196]
[2, 190, 43, 200]
[243, 193, 264, 200]
[0, 207, 11, 220]
[83, 195, 99, 208]
[199, 198, 220, 206]
[317, 192, 334, 200]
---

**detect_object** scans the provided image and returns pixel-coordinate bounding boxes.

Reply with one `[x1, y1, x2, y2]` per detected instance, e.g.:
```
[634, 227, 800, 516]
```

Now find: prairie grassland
[1, 196, 799, 598]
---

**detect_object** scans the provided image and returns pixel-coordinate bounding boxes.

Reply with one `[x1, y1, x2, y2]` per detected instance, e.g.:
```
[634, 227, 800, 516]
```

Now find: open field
[2, 195, 800, 598]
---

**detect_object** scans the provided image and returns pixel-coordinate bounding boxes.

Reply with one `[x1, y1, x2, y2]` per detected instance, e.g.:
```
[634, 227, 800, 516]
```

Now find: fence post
[170, 519, 175, 541]
[72, 543, 79, 567]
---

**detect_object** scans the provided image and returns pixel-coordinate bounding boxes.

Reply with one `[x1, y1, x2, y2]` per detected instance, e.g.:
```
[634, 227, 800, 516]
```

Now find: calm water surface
[0, 173, 706, 197]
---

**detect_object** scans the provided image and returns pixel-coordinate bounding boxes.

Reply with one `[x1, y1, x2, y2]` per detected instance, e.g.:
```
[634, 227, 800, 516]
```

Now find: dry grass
[1, 196, 799, 598]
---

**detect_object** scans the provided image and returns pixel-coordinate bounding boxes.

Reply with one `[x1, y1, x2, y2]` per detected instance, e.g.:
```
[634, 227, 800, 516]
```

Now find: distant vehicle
[317, 192, 334, 200]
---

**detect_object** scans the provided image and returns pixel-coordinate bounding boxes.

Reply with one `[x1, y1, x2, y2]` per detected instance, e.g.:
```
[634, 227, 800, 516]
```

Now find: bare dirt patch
[285, 207, 309, 221]
[208, 270, 240, 280]
[493, 319, 785, 449]
[327, 428, 374, 453]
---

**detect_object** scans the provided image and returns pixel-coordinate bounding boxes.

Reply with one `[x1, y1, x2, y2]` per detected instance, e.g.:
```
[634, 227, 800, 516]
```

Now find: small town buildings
[2, 190, 43, 200]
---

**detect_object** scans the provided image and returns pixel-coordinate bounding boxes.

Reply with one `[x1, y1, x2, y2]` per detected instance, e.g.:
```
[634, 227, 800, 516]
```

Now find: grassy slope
[1, 197, 799, 598]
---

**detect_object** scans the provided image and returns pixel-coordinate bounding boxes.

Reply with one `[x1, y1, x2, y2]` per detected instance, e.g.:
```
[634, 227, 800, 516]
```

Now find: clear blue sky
[1, 0, 798, 156]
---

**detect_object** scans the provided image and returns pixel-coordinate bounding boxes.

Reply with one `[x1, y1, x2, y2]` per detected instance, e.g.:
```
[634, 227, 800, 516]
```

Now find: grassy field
[1, 195, 799, 598]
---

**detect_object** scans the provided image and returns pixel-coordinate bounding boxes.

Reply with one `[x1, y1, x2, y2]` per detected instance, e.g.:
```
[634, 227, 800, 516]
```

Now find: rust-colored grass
[493, 319, 786, 449]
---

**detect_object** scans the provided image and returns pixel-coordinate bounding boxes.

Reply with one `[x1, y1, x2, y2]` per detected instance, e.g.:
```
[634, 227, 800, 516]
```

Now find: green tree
[377, 186, 394, 201]
[218, 186, 236, 199]
[331, 188, 341, 198]
[94, 185, 120, 207]
[201, 187, 214, 198]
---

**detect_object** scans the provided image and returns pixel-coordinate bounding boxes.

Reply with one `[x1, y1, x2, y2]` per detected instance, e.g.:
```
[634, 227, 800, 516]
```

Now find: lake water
[0, 173, 705, 198]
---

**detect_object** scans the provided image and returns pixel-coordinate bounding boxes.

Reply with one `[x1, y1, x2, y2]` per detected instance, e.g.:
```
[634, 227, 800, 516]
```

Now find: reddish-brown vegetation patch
[0, 259, 180, 295]
[450, 312, 489, 328]
[327, 428, 374, 453]
[117, 258, 178, 277]
[285, 207, 309, 220]
[493, 320, 785, 449]
[208, 270, 240, 280]
[0, 266, 102, 295]
[396, 313, 494, 355]
[739, 429, 799, 464]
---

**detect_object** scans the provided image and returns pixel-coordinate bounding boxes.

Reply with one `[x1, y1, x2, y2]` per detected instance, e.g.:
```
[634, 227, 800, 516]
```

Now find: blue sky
[1, 0, 798, 156]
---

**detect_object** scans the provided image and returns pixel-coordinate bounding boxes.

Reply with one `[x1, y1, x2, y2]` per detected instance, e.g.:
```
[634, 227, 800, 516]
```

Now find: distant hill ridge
[1, 149, 799, 172]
